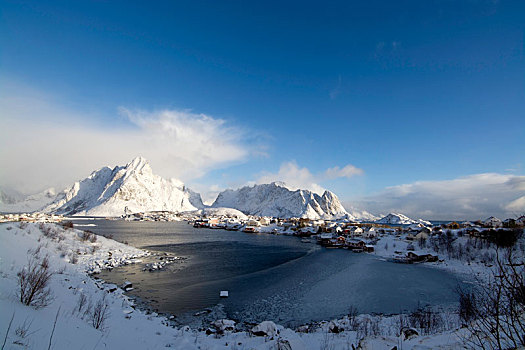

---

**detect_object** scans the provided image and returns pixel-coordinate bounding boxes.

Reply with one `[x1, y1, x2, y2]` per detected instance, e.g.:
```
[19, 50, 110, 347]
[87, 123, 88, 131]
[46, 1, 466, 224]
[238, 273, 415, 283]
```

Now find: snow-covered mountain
[345, 206, 380, 222]
[211, 182, 350, 220]
[375, 213, 431, 226]
[44, 157, 204, 216]
[0, 187, 57, 213]
[0, 187, 24, 205]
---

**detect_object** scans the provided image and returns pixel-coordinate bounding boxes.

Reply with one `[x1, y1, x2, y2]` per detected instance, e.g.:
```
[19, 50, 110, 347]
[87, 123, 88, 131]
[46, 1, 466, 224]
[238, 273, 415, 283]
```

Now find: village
[185, 213, 525, 265]
[1, 209, 523, 267]
[0, 211, 65, 223]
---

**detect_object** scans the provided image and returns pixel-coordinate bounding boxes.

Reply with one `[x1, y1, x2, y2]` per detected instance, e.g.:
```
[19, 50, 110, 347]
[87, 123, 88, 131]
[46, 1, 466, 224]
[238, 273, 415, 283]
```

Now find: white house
[363, 227, 377, 238]
[350, 226, 364, 235]
[483, 216, 502, 228]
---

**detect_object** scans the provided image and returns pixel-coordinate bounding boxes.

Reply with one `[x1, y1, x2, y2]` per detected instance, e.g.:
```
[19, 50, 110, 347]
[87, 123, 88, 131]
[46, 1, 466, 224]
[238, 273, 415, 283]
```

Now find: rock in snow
[212, 182, 351, 220]
[251, 321, 278, 337]
[43, 156, 204, 216]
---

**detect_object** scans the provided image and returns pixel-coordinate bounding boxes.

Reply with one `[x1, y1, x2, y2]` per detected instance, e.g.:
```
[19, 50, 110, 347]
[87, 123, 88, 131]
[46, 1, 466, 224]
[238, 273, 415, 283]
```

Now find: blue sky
[1, 0, 524, 219]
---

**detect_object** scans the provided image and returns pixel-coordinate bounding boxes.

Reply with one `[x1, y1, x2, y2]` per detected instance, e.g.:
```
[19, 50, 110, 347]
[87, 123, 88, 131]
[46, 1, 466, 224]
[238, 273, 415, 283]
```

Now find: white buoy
[220, 290, 229, 298]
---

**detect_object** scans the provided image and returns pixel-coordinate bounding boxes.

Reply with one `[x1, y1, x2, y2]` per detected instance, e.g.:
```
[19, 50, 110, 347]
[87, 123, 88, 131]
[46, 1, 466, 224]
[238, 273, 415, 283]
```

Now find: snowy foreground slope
[0, 223, 467, 349]
[43, 157, 204, 217]
[212, 182, 352, 220]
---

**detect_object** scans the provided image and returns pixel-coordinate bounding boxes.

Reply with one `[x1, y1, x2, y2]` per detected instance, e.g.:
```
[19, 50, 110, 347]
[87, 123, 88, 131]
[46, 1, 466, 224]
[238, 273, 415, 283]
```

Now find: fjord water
[75, 220, 464, 326]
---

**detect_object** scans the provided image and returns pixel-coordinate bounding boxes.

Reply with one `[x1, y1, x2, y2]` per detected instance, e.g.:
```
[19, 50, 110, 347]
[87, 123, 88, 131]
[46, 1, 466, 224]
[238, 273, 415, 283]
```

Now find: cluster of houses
[0, 212, 64, 223]
[2, 209, 522, 265]
[121, 211, 183, 222]
[186, 213, 525, 264]
[314, 222, 435, 254]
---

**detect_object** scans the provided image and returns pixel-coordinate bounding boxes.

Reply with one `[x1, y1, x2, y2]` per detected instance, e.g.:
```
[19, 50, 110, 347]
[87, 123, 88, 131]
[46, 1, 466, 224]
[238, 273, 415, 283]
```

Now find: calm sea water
[73, 220, 467, 326]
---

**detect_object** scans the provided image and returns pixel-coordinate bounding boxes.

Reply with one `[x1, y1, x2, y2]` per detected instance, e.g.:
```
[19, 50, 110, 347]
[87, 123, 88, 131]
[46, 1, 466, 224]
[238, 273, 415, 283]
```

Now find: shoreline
[89, 221, 467, 329]
[0, 221, 485, 349]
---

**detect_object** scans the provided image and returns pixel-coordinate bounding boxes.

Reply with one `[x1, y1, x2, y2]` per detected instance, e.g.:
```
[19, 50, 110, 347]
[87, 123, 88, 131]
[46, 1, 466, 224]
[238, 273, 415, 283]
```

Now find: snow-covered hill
[375, 213, 431, 226]
[211, 182, 350, 220]
[345, 206, 380, 222]
[0, 187, 57, 213]
[43, 157, 204, 216]
[188, 207, 248, 220]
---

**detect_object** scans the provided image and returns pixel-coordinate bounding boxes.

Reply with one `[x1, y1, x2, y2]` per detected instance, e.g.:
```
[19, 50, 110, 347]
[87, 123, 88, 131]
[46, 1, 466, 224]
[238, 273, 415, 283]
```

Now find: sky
[1, 0, 524, 220]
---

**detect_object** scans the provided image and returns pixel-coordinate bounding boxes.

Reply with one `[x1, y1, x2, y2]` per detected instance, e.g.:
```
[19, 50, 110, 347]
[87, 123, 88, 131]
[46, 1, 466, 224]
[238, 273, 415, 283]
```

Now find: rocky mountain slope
[43, 157, 204, 216]
[211, 182, 351, 220]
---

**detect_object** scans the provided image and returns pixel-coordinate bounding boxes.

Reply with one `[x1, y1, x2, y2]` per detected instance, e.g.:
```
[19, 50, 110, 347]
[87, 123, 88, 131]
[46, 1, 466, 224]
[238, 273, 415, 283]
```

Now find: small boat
[220, 291, 229, 298]
[301, 238, 311, 243]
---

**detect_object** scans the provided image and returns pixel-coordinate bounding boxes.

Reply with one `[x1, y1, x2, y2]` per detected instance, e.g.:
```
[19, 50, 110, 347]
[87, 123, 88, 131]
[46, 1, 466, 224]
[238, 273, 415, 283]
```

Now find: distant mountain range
[0, 156, 427, 222]
[0, 187, 57, 213]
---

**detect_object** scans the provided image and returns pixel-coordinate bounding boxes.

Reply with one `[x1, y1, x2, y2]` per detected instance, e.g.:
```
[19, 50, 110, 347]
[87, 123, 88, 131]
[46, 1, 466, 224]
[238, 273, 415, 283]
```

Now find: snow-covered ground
[0, 223, 470, 349]
[370, 231, 522, 283]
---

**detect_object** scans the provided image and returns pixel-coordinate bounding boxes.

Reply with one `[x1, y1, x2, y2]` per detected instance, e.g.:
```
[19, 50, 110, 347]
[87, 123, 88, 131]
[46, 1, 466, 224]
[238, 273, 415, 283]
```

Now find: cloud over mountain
[256, 161, 364, 195]
[0, 85, 252, 194]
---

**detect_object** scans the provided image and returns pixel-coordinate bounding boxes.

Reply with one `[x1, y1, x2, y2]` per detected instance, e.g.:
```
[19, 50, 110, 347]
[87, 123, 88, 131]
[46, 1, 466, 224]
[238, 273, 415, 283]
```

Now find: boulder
[277, 338, 292, 350]
[251, 321, 278, 337]
[122, 281, 133, 291]
[296, 325, 310, 333]
[328, 321, 342, 333]
[212, 319, 235, 332]
[401, 327, 419, 340]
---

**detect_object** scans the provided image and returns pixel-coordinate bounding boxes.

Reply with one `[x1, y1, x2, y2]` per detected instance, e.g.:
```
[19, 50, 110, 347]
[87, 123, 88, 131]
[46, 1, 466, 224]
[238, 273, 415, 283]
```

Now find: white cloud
[119, 108, 248, 178]
[356, 173, 525, 220]
[0, 84, 251, 194]
[324, 165, 364, 179]
[256, 161, 364, 195]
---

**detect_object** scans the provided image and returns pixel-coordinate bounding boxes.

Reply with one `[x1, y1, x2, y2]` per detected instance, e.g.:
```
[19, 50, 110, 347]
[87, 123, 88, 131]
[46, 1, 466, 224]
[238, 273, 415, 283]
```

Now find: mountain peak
[212, 182, 349, 219]
[43, 158, 203, 216]
[269, 181, 293, 190]
[125, 156, 151, 173]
